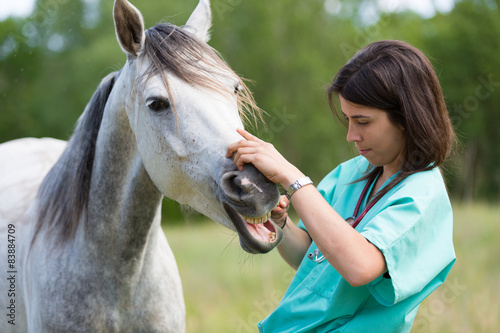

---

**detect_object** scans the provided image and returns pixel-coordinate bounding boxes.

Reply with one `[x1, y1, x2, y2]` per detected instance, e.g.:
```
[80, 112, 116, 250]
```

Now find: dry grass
[413, 203, 500, 333]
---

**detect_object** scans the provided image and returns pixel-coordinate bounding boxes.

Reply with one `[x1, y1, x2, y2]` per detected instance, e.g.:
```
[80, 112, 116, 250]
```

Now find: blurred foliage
[0, 0, 499, 222]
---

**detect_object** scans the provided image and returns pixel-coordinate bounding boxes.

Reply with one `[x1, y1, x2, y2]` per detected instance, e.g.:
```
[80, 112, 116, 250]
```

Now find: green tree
[1, 0, 499, 201]
[422, 1, 500, 201]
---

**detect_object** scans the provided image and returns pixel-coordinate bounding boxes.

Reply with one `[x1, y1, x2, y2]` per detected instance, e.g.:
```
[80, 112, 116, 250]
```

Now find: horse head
[112, 0, 283, 253]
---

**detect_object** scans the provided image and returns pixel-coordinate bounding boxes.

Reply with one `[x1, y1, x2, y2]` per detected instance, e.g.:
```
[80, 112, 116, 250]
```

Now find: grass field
[164, 202, 500, 332]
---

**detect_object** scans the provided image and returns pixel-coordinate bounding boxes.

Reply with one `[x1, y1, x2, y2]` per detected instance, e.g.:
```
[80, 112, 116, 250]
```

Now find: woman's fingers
[226, 141, 240, 158]
[236, 128, 262, 142]
[226, 129, 266, 171]
[232, 146, 258, 170]
[226, 128, 259, 158]
[271, 205, 286, 220]
[279, 195, 290, 209]
[226, 128, 298, 186]
[226, 140, 250, 159]
[271, 195, 289, 219]
[271, 195, 290, 224]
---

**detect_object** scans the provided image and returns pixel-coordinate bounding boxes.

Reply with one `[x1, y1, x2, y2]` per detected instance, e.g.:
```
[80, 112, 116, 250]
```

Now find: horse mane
[31, 72, 118, 248]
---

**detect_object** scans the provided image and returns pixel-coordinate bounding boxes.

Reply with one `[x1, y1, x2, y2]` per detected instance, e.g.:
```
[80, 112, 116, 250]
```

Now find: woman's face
[339, 95, 406, 176]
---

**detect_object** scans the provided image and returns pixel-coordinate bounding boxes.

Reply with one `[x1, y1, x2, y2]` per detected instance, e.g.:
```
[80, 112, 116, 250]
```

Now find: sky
[0, 0, 456, 21]
[378, 0, 455, 18]
[0, 0, 36, 21]
[324, 0, 456, 18]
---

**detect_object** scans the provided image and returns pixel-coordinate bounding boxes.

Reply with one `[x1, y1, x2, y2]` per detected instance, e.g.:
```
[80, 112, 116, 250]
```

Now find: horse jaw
[223, 203, 283, 254]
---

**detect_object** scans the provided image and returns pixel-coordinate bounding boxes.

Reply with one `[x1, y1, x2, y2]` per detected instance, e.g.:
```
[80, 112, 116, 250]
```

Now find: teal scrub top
[258, 156, 455, 333]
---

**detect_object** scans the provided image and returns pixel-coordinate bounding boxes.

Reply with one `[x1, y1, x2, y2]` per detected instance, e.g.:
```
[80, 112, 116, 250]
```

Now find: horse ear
[113, 0, 145, 58]
[184, 0, 212, 43]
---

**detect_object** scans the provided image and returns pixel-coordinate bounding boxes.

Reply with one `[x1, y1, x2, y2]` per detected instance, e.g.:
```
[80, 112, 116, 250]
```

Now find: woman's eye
[147, 98, 171, 112]
[358, 121, 368, 125]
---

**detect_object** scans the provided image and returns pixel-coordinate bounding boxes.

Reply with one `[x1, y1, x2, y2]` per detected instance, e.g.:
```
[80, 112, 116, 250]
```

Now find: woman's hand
[226, 128, 304, 187]
[271, 195, 289, 227]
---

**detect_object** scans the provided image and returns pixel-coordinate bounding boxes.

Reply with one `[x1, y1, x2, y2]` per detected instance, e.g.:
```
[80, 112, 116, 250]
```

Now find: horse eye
[147, 98, 171, 112]
[234, 84, 242, 95]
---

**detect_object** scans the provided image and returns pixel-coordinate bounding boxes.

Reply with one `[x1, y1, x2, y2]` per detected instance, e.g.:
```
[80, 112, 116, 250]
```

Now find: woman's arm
[269, 196, 312, 270]
[277, 217, 312, 271]
[289, 185, 386, 286]
[227, 129, 387, 286]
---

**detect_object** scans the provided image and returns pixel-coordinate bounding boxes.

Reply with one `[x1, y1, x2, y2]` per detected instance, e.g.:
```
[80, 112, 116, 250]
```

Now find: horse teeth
[269, 232, 276, 242]
[243, 212, 271, 224]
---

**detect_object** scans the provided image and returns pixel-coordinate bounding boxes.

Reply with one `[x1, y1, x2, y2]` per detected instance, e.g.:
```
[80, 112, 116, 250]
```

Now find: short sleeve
[362, 171, 455, 306]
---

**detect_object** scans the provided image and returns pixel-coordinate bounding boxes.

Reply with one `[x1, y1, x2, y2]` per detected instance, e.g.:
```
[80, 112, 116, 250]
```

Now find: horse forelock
[31, 72, 119, 249]
[142, 23, 262, 126]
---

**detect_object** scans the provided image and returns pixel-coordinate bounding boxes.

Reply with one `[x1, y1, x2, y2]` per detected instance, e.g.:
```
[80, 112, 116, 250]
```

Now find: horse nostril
[221, 172, 244, 200]
[220, 163, 280, 216]
[221, 169, 263, 201]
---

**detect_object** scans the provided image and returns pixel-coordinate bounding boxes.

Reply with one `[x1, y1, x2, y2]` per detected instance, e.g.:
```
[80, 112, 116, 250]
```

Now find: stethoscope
[308, 174, 382, 264]
[308, 248, 325, 263]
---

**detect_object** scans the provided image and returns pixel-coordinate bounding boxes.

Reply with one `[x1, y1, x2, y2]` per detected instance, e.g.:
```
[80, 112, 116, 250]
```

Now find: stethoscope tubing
[308, 174, 382, 263]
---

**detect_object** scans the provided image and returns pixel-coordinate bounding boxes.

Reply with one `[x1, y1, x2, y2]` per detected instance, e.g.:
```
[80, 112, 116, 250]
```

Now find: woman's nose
[346, 124, 361, 142]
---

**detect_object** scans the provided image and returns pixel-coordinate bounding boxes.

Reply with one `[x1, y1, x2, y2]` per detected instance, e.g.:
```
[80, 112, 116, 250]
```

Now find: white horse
[0, 0, 283, 331]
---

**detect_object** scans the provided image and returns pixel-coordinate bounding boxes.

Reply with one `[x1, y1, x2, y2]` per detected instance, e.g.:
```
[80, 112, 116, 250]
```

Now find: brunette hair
[327, 40, 456, 201]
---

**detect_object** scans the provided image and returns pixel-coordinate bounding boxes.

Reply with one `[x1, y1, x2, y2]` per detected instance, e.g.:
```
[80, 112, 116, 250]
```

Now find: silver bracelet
[285, 176, 313, 200]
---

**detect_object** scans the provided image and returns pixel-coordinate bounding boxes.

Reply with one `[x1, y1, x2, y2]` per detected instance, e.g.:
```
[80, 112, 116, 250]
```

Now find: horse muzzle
[220, 163, 282, 254]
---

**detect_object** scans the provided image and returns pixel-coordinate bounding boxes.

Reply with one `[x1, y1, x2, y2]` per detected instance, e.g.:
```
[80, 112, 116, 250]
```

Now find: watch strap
[285, 176, 313, 199]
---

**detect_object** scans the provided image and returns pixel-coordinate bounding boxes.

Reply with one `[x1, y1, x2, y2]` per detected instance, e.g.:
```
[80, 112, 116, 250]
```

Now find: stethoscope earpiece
[308, 248, 325, 263]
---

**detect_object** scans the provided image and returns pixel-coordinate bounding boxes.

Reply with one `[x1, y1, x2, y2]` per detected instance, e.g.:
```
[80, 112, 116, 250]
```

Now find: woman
[227, 40, 456, 332]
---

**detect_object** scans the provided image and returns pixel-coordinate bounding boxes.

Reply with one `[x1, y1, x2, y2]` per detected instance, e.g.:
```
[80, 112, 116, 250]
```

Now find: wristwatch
[285, 176, 313, 200]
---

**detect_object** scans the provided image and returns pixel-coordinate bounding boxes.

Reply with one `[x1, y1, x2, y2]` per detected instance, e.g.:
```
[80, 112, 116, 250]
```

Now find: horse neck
[83, 85, 163, 269]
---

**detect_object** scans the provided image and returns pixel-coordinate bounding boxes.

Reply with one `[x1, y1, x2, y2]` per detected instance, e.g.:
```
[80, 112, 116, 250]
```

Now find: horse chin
[223, 203, 283, 254]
